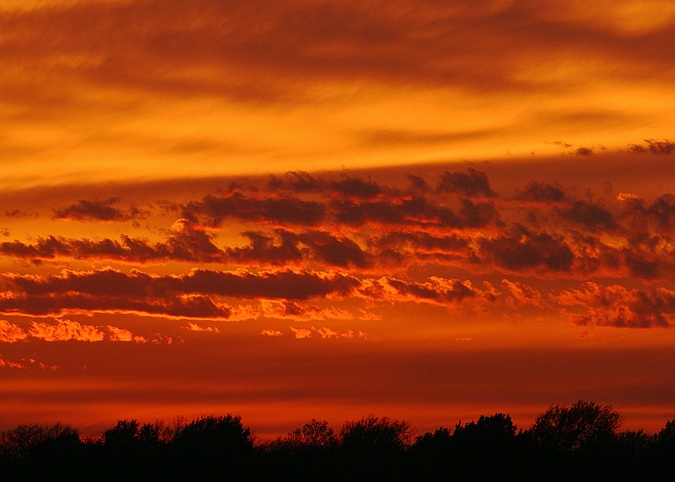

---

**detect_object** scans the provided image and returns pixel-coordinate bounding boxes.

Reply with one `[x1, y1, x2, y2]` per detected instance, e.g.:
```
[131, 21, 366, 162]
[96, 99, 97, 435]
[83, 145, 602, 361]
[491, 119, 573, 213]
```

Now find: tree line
[1, 400, 674, 481]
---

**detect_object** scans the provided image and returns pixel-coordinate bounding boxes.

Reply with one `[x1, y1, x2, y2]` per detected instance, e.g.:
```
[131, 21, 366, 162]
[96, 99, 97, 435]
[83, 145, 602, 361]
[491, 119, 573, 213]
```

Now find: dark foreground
[1, 401, 674, 481]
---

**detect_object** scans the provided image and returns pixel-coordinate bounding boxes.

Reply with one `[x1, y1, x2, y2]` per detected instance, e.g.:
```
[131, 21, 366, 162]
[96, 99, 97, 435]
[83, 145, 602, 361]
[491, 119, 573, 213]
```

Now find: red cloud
[556, 283, 675, 328]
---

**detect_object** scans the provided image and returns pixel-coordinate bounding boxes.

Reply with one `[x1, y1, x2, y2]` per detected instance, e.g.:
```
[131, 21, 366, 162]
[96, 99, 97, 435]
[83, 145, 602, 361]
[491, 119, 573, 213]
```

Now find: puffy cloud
[107, 325, 147, 342]
[359, 276, 478, 305]
[260, 301, 353, 321]
[268, 171, 325, 193]
[0, 318, 148, 343]
[28, 319, 106, 342]
[0, 354, 26, 369]
[182, 192, 326, 227]
[0, 354, 58, 370]
[406, 174, 430, 192]
[479, 225, 574, 273]
[501, 279, 544, 307]
[560, 200, 617, 232]
[53, 197, 141, 222]
[648, 195, 675, 231]
[0, 222, 224, 264]
[184, 322, 220, 333]
[331, 195, 498, 229]
[290, 327, 313, 339]
[330, 176, 383, 199]
[0, 268, 360, 318]
[0, 320, 28, 343]
[515, 181, 566, 203]
[298, 230, 371, 268]
[0, 266, 495, 321]
[315, 327, 365, 339]
[261, 329, 283, 337]
[556, 283, 675, 328]
[574, 147, 594, 156]
[286, 326, 366, 340]
[225, 230, 304, 266]
[628, 139, 675, 155]
[437, 168, 496, 197]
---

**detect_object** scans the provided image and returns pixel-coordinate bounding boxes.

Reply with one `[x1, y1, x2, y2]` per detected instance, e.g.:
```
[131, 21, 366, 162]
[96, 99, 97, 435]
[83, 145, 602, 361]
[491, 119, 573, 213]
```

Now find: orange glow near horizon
[1, 0, 674, 439]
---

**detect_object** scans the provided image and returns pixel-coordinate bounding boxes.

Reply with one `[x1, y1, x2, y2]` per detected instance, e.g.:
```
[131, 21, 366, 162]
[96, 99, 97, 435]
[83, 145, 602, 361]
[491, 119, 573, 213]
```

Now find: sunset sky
[0, 0, 674, 438]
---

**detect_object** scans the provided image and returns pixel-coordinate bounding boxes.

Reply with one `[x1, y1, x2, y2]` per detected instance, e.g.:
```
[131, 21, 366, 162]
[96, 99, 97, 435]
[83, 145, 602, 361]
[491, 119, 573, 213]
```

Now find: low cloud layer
[0, 166, 671, 329]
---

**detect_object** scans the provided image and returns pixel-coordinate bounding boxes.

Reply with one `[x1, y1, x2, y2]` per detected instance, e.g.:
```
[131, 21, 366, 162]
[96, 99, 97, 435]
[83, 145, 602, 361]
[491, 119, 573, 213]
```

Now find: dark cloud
[0, 268, 363, 318]
[374, 231, 470, 254]
[437, 168, 496, 197]
[267, 172, 388, 199]
[331, 194, 498, 229]
[330, 176, 383, 199]
[52, 197, 140, 222]
[566, 231, 672, 280]
[164, 219, 224, 262]
[177, 269, 360, 300]
[299, 230, 371, 268]
[648, 195, 675, 231]
[628, 139, 675, 155]
[559, 283, 675, 329]
[515, 181, 566, 203]
[0, 267, 488, 319]
[458, 198, 500, 228]
[406, 175, 429, 192]
[479, 225, 574, 273]
[267, 171, 325, 193]
[182, 192, 326, 227]
[382, 277, 476, 304]
[574, 147, 593, 156]
[560, 200, 616, 232]
[0, 221, 224, 264]
[354, 276, 481, 307]
[331, 198, 415, 226]
[4, 209, 32, 218]
[226, 230, 304, 266]
[623, 251, 659, 280]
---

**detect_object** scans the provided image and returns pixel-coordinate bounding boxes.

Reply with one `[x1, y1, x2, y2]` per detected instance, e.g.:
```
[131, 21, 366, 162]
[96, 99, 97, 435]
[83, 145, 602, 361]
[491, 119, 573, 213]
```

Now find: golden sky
[0, 0, 674, 437]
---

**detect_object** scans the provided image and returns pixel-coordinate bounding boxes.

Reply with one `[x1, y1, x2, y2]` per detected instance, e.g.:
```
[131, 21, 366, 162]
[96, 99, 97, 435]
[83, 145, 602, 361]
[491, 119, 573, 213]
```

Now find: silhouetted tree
[262, 419, 340, 482]
[610, 430, 654, 480]
[171, 414, 255, 481]
[409, 427, 453, 481]
[287, 419, 338, 451]
[0, 424, 83, 480]
[4, 407, 675, 481]
[340, 415, 412, 482]
[529, 400, 621, 453]
[527, 400, 622, 480]
[99, 419, 171, 481]
[451, 413, 523, 480]
[104, 419, 140, 447]
[652, 419, 675, 478]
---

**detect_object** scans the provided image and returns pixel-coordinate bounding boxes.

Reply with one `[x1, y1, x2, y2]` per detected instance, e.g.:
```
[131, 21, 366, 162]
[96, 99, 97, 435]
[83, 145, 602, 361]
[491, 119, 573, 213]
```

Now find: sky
[0, 0, 674, 438]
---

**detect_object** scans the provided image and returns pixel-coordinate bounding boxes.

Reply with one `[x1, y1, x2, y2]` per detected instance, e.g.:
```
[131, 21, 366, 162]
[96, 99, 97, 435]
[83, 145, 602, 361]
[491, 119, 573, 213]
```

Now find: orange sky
[0, 0, 674, 438]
